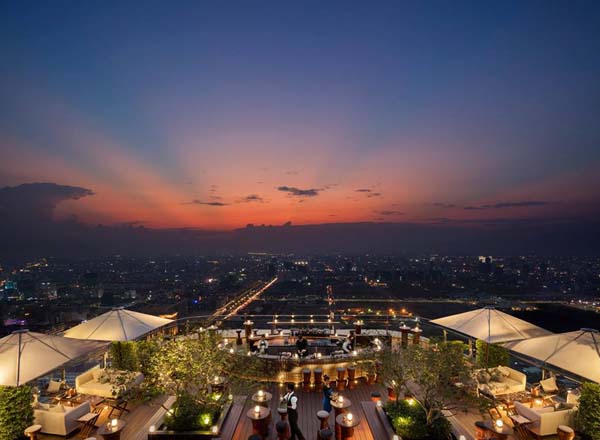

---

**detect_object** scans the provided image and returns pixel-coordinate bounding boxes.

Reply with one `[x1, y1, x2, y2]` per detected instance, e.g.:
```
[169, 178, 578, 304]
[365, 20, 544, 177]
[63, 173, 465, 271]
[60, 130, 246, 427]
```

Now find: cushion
[92, 369, 104, 381]
[540, 376, 559, 393]
[47, 380, 62, 393]
[497, 366, 511, 377]
[555, 402, 575, 411]
[49, 404, 66, 413]
[490, 369, 505, 382]
[477, 370, 491, 384]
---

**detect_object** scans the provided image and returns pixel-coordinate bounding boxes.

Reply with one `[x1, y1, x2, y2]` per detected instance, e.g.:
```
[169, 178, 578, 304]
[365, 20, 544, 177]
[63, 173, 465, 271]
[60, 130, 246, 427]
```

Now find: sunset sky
[1, 1, 599, 230]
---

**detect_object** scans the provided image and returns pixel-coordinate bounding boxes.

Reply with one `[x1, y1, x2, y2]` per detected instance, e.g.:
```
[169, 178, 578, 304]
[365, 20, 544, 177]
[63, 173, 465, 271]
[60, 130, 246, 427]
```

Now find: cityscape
[1, 2, 600, 440]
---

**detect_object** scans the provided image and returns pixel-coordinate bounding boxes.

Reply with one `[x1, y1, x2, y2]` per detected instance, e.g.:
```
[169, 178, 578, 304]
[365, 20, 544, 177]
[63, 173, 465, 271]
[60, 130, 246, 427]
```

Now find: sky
[1, 1, 600, 236]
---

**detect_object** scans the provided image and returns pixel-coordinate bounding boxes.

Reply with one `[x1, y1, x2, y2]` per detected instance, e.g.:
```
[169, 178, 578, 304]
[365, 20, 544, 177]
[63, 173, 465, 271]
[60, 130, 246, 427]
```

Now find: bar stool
[317, 410, 330, 430]
[336, 367, 347, 391]
[319, 428, 334, 440]
[276, 420, 290, 440]
[314, 367, 323, 391]
[302, 368, 311, 392]
[347, 365, 356, 389]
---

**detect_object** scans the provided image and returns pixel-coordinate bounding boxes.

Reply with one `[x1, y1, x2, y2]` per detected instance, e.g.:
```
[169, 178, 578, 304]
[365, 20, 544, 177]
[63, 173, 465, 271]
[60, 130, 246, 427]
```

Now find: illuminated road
[212, 277, 278, 320]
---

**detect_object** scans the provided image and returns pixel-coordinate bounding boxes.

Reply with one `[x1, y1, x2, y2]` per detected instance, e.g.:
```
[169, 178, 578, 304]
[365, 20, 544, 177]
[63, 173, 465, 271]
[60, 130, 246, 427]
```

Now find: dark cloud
[367, 192, 382, 198]
[464, 201, 551, 210]
[241, 194, 264, 203]
[432, 202, 456, 209]
[285, 170, 299, 175]
[0, 182, 94, 220]
[355, 188, 381, 198]
[182, 200, 228, 206]
[376, 210, 404, 216]
[355, 189, 372, 193]
[277, 186, 320, 197]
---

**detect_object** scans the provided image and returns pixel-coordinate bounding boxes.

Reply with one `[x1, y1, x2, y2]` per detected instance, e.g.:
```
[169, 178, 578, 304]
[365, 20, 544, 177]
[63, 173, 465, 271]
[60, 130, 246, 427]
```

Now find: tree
[382, 341, 474, 430]
[577, 382, 600, 440]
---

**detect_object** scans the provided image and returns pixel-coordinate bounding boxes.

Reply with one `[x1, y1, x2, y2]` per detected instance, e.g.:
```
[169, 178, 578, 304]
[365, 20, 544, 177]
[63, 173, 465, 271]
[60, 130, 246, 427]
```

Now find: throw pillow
[540, 376, 559, 393]
[491, 369, 505, 382]
[477, 371, 490, 384]
[497, 366, 511, 377]
[47, 379, 62, 393]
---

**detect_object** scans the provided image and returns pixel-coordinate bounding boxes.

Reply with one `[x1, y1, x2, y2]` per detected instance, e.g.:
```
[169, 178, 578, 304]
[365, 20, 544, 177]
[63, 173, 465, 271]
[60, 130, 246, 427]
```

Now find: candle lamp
[495, 419, 504, 429]
[254, 405, 261, 415]
[346, 413, 353, 422]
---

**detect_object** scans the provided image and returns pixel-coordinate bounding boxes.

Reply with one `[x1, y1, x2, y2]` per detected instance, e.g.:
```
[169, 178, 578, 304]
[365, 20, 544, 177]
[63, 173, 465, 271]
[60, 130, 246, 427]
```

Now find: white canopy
[63, 308, 173, 341]
[504, 328, 600, 383]
[430, 307, 552, 344]
[0, 330, 108, 386]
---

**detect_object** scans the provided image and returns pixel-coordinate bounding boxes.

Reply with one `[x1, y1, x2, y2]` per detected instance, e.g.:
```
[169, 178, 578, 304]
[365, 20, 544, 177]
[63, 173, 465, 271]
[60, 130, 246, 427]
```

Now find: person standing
[283, 383, 305, 440]
[322, 374, 333, 412]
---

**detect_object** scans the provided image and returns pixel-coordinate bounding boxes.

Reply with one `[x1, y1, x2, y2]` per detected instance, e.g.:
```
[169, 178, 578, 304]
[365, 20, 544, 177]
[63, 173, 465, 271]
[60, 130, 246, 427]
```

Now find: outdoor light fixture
[407, 398, 415, 406]
[211, 426, 218, 434]
[149, 425, 156, 433]
[229, 348, 234, 354]
[352, 350, 358, 356]
[376, 400, 382, 407]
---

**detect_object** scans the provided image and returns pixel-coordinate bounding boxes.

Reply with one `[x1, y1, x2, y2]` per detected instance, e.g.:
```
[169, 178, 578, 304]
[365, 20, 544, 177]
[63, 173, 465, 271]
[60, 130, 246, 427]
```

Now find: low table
[336, 413, 360, 440]
[247, 406, 271, 437]
[252, 390, 273, 408]
[24, 425, 42, 440]
[331, 396, 352, 417]
[97, 420, 126, 440]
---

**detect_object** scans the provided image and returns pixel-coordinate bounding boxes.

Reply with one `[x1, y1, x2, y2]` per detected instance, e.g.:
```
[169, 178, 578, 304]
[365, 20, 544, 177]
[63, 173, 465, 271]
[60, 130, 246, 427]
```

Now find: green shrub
[476, 340, 509, 368]
[386, 399, 428, 440]
[577, 382, 600, 440]
[164, 392, 221, 431]
[385, 399, 451, 440]
[136, 340, 160, 376]
[0, 385, 33, 440]
[110, 341, 139, 371]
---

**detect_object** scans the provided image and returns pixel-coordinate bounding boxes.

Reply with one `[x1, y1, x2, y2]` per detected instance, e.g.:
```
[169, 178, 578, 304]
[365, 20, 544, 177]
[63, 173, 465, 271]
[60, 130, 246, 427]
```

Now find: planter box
[148, 400, 232, 440]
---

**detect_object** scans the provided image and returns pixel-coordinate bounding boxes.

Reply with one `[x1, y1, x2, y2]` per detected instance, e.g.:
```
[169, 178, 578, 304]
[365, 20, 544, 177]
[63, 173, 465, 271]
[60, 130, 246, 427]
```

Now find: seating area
[33, 401, 91, 436]
[75, 366, 144, 398]
[475, 366, 526, 398]
[513, 401, 576, 437]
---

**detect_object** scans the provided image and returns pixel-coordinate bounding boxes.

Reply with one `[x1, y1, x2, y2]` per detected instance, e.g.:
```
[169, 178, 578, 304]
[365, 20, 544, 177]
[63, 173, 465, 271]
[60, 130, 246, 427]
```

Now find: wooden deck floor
[230, 379, 388, 440]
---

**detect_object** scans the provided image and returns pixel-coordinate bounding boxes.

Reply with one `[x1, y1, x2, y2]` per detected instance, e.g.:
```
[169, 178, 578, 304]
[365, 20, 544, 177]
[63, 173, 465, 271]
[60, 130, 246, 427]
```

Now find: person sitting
[296, 334, 309, 358]
[257, 334, 269, 354]
[342, 337, 353, 353]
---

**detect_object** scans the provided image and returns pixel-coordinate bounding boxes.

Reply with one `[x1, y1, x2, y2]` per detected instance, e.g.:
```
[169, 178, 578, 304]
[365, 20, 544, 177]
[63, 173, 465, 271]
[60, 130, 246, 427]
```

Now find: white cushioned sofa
[76, 365, 143, 398]
[474, 365, 526, 398]
[514, 401, 575, 436]
[33, 401, 91, 436]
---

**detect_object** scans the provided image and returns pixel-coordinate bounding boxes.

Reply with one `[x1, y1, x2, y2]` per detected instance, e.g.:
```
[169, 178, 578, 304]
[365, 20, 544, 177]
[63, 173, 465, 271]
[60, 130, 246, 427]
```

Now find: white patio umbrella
[430, 306, 552, 344]
[0, 330, 108, 386]
[503, 328, 600, 383]
[63, 308, 173, 341]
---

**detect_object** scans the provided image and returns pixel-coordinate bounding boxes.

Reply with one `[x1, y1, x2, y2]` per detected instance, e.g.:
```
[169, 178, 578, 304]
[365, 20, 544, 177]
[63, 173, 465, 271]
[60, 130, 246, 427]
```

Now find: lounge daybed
[33, 401, 91, 436]
[474, 366, 526, 398]
[514, 401, 575, 436]
[75, 366, 143, 398]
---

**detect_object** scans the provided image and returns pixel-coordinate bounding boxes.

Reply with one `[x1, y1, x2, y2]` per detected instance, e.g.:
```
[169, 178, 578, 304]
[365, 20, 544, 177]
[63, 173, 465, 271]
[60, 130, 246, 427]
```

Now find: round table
[557, 425, 575, 440]
[336, 413, 360, 440]
[247, 406, 271, 437]
[97, 420, 127, 440]
[331, 396, 352, 417]
[24, 425, 42, 440]
[475, 421, 513, 440]
[252, 391, 273, 408]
